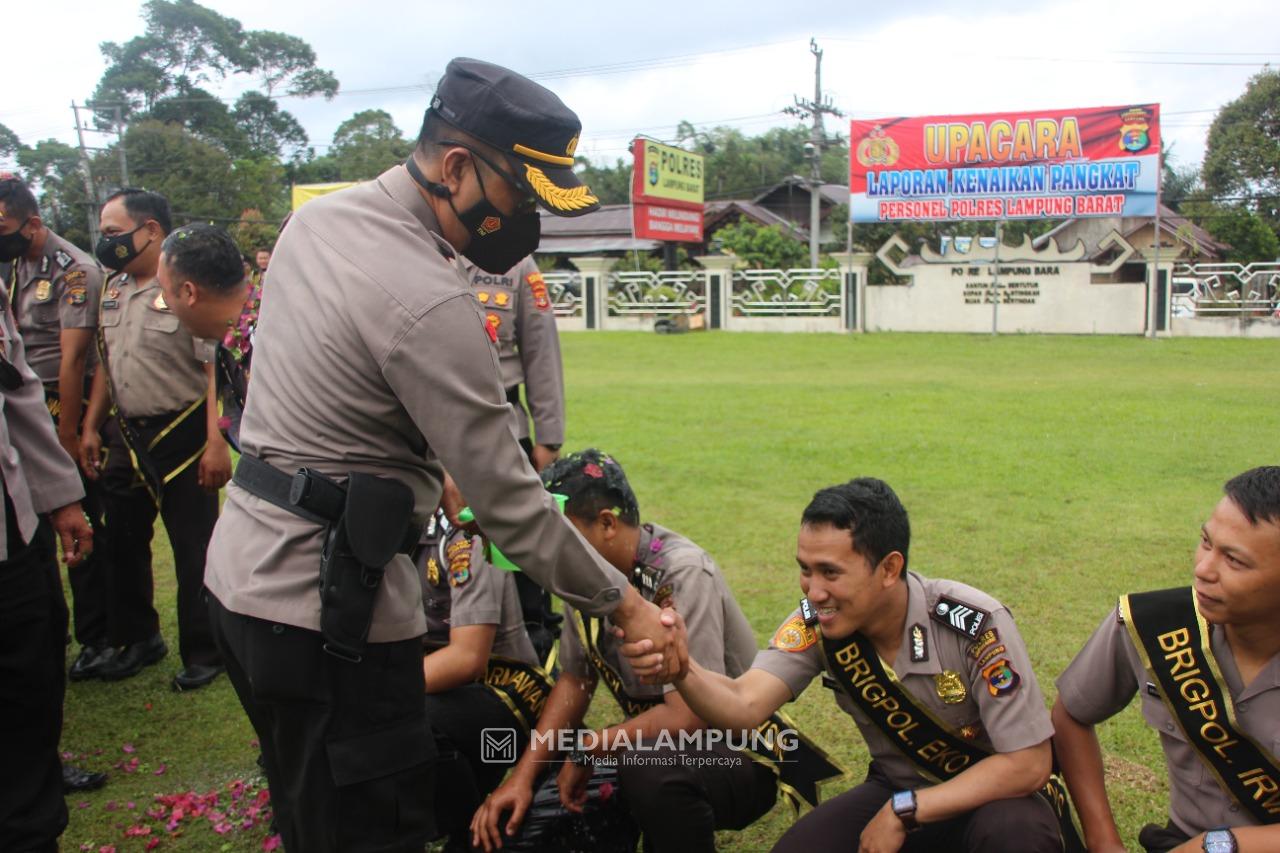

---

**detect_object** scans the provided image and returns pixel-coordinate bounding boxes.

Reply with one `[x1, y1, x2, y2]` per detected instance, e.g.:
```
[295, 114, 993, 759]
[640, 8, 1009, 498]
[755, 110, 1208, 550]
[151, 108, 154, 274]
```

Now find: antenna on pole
[784, 39, 843, 267]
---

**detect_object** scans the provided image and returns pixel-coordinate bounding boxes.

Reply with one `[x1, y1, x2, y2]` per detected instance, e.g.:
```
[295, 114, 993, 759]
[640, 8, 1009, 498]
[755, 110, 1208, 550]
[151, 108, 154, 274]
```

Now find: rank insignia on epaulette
[63, 269, 86, 287]
[34, 280, 52, 302]
[910, 624, 928, 662]
[39, 255, 50, 275]
[1146, 681, 1160, 698]
[773, 614, 817, 653]
[631, 564, 662, 598]
[799, 597, 817, 626]
[930, 596, 989, 639]
[54, 250, 74, 269]
[494, 291, 510, 308]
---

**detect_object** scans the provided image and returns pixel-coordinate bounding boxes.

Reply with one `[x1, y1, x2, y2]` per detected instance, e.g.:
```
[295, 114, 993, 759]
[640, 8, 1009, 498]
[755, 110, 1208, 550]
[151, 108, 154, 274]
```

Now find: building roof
[1032, 202, 1229, 259]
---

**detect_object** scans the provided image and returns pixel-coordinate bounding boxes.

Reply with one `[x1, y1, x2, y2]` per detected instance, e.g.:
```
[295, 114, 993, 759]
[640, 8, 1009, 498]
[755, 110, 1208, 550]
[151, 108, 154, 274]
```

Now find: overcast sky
[5, 0, 1277, 179]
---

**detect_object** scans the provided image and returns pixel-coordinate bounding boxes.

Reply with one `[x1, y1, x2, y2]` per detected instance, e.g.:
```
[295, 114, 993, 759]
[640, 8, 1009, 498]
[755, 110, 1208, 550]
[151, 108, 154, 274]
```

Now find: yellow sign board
[635, 140, 705, 205]
[291, 181, 361, 210]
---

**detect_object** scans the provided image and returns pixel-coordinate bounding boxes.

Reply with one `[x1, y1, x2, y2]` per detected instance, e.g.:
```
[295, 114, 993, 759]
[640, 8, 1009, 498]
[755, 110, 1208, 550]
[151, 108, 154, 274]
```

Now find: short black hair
[104, 188, 172, 234]
[161, 223, 245, 295]
[802, 477, 910, 573]
[0, 177, 39, 221]
[1224, 466, 1280, 527]
[541, 448, 640, 526]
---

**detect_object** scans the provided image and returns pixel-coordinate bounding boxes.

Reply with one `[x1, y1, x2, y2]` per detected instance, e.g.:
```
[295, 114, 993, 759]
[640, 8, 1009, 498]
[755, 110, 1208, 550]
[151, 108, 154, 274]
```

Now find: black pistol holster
[234, 455, 419, 663]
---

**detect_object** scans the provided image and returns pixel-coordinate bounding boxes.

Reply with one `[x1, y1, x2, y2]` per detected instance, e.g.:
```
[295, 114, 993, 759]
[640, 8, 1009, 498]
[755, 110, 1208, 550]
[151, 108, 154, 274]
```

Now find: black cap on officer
[428, 58, 600, 217]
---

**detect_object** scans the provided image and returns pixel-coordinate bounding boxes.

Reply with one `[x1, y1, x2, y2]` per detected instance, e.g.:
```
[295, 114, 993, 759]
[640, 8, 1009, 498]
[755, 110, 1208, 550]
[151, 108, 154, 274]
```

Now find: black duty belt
[233, 453, 422, 553]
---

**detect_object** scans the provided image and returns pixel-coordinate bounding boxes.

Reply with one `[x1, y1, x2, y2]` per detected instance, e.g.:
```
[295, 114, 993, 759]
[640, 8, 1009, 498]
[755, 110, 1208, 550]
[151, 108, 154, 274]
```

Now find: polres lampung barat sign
[632, 139, 705, 242]
[848, 104, 1160, 223]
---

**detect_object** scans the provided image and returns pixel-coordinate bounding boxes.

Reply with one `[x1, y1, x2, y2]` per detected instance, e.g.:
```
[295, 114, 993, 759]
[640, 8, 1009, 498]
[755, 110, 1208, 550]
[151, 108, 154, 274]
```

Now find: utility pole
[113, 105, 129, 186]
[785, 39, 843, 267]
[70, 102, 100, 245]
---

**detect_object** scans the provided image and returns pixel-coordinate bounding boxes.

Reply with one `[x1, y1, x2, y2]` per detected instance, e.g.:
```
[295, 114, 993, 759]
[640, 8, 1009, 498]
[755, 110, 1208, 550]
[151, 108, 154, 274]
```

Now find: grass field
[61, 331, 1280, 852]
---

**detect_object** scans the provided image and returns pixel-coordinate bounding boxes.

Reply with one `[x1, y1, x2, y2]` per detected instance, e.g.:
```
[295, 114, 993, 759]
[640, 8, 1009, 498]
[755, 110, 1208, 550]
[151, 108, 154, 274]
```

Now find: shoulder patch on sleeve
[929, 595, 990, 640]
[526, 271, 551, 311]
[772, 614, 817, 653]
[54, 249, 74, 269]
[446, 537, 472, 587]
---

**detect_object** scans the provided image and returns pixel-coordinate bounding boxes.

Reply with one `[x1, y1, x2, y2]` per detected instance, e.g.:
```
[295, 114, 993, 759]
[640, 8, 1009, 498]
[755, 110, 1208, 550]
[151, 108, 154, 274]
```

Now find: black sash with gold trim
[96, 299, 207, 504]
[570, 611, 847, 811]
[1123, 587, 1280, 824]
[483, 655, 555, 736]
[821, 631, 1085, 851]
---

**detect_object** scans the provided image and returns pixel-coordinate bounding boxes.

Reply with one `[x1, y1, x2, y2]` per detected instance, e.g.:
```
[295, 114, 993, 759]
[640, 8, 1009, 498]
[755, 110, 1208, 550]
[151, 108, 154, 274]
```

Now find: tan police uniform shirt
[10, 231, 103, 384]
[558, 522, 758, 712]
[0, 294, 84, 558]
[1056, 608, 1280, 835]
[420, 524, 539, 667]
[755, 572, 1054, 789]
[99, 272, 211, 417]
[204, 164, 625, 642]
[465, 256, 564, 446]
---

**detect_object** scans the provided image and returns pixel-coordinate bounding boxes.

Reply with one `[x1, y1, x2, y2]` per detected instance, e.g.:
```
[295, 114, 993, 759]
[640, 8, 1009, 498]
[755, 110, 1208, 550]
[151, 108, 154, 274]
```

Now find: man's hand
[557, 759, 594, 814]
[198, 439, 232, 492]
[613, 589, 688, 683]
[439, 471, 479, 533]
[49, 502, 92, 568]
[79, 431, 103, 481]
[471, 775, 534, 852]
[858, 800, 907, 853]
[531, 444, 560, 474]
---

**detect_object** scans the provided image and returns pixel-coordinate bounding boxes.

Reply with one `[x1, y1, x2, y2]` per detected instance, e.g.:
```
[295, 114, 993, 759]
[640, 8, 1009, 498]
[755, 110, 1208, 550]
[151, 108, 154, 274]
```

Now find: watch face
[891, 790, 914, 814]
[1204, 830, 1235, 853]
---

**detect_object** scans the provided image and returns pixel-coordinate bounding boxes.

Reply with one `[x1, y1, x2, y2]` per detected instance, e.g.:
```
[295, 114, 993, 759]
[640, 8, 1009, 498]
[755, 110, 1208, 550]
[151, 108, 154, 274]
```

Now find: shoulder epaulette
[54, 249, 75, 270]
[929, 595, 990, 640]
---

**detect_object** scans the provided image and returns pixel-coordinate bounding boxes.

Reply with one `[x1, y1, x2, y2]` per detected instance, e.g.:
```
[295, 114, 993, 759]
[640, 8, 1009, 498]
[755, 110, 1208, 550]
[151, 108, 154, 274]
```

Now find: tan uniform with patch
[754, 571, 1053, 789]
[1057, 609, 1280, 835]
[466, 256, 564, 446]
[9, 231, 103, 384]
[558, 522, 757, 708]
[99, 272, 211, 417]
[204, 164, 625, 641]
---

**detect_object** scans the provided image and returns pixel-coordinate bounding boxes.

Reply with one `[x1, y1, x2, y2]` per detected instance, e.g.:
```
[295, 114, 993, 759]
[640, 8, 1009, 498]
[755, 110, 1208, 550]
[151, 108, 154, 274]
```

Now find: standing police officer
[203, 58, 682, 853]
[0, 177, 113, 682]
[80, 189, 228, 689]
[0, 279, 93, 852]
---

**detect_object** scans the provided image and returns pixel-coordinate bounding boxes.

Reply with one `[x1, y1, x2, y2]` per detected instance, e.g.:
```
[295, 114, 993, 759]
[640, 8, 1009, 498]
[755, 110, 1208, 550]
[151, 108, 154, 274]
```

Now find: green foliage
[1193, 202, 1280, 262]
[329, 110, 413, 181]
[228, 208, 280, 256]
[573, 156, 632, 206]
[0, 122, 21, 164]
[118, 120, 239, 220]
[232, 91, 309, 161]
[715, 219, 809, 269]
[1202, 68, 1280, 237]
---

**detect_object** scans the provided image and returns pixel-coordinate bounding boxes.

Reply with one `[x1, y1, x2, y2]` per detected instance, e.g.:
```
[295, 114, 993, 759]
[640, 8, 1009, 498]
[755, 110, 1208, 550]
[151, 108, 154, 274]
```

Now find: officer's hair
[104, 188, 172, 235]
[541, 448, 640, 527]
[802, 478, 910, 574]
[161, 224, 246, 296]
[1224, 466, 1280, 527]
[0, 177, 39, 220]
[417, 111, 504, 166]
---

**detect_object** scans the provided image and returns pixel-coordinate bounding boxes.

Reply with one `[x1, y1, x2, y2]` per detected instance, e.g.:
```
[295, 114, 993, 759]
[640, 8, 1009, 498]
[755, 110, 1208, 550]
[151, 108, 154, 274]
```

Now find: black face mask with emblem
[0, 219, 32, 263]
[404, 155, 540, 275]
[94, 226, 148, 272]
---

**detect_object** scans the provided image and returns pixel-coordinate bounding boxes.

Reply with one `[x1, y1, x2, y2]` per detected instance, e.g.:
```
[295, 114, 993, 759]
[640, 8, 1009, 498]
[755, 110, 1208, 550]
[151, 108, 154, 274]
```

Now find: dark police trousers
[47, 382, 110, 648]
[0, 505, 68, 853]
[209, 596, 436, 853]
[102, 415, 219, 667]
[425, 682, 529, 847]
[771, 761, 1062, 853]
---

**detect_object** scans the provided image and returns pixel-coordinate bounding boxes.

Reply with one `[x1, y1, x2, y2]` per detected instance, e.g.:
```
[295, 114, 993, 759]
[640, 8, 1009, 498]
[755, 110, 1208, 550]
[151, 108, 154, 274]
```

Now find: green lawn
[61, 331, 1279, 851]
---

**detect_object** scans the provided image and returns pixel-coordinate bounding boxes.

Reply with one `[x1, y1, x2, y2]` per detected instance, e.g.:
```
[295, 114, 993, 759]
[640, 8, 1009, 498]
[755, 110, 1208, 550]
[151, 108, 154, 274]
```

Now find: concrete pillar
[568, 256, 617, 330]
[830, 251, 874, 332]
[693, 255, 738, 330]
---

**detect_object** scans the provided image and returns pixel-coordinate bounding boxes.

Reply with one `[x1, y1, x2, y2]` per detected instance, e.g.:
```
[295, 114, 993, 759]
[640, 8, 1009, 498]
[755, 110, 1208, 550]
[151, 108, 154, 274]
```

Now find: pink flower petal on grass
[124, 824, 152, 837]
[145, 839, 161, 850]
[263, 835, 282, 851]
[153, 764, 167, 776]
[122, 744, 136, 754]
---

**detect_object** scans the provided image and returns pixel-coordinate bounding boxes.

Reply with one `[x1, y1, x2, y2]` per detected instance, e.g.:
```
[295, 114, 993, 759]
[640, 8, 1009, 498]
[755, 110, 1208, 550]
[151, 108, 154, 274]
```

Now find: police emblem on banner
[856, 125, 900, 167]
[1118, 107, 1152, 153]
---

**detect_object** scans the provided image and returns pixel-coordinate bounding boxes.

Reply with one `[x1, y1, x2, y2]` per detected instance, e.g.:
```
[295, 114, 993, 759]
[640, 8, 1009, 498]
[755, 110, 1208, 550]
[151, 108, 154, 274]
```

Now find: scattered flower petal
[122, 744, 136, 754]
[263, 835, 282, 851]
[153, 764, 167, 776]
[583, 463, 604, 479]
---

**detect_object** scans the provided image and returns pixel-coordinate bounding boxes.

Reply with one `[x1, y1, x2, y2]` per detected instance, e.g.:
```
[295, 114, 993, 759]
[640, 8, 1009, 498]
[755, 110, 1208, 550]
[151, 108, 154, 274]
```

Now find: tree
[573, 156, 631, 206]
[1202, 68, 1280, 237]
[714, 219, 810, 269]
[0, 123, 21, 171]
[234, 91, 309, 161]
[116, 120, 239, 221]
[18, 139, 94, 246]
[243, 30, 338, 98]
[329, 110, 413, 181]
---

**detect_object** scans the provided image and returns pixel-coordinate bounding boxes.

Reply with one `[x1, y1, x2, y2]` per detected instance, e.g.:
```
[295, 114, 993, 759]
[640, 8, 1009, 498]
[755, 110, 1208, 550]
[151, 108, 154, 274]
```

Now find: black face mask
[0, 218, 33, 263]
[95, 225, 149, 272]
[404, 155, 541, 275]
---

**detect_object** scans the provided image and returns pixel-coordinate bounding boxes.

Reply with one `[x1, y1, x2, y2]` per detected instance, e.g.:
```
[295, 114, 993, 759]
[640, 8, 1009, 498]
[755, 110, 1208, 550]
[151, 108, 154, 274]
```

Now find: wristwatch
[890, 789, 921, 833]
[566, 749, 593, 768]
[1203, 828, 1237, 853]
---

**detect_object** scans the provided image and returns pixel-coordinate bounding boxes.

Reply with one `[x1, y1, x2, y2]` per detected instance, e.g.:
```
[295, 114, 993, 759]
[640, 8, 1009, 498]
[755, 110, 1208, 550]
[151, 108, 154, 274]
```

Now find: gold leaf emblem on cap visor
[523, 164, 598, 212]
[565, 134, 579, 157]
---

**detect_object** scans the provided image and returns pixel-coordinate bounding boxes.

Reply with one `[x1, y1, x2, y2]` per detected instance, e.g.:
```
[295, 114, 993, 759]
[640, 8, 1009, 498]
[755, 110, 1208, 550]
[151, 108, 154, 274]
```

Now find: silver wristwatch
[1203, 828, 1237, 853]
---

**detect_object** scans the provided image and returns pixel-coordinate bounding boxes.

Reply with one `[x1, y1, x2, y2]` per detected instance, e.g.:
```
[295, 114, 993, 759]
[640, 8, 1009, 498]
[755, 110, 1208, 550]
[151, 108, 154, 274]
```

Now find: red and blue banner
[848, 104, 1160, 223]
